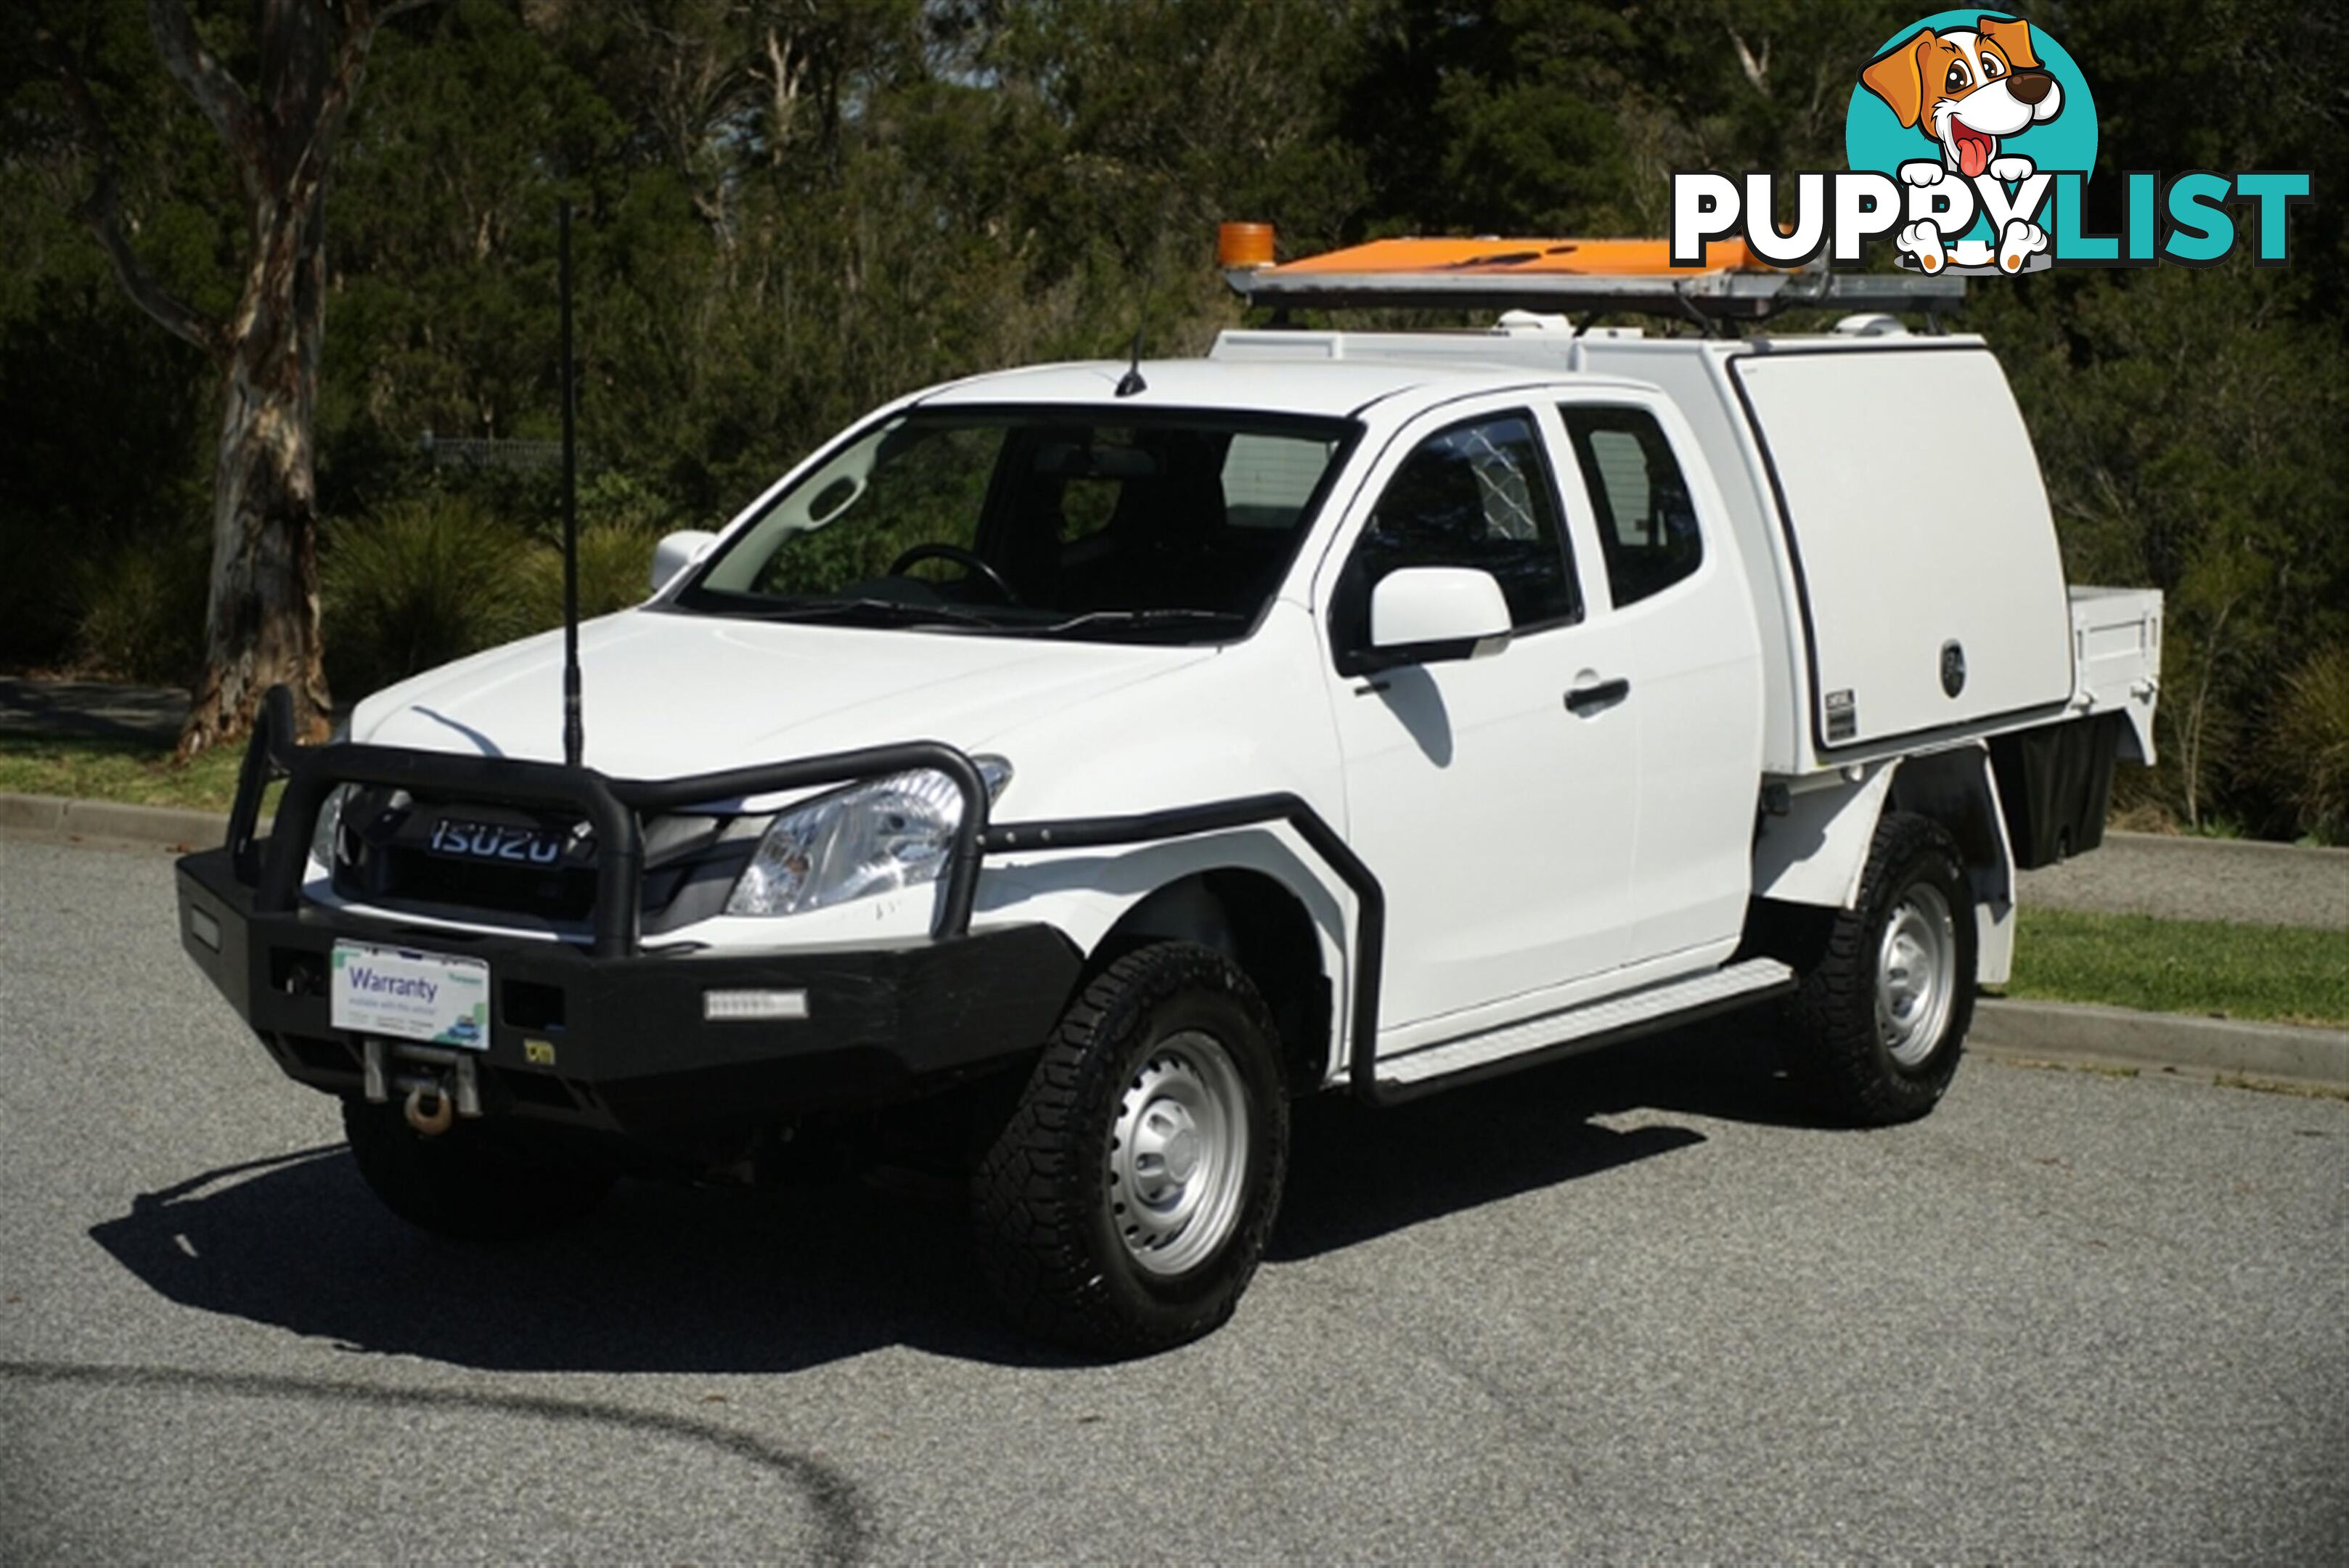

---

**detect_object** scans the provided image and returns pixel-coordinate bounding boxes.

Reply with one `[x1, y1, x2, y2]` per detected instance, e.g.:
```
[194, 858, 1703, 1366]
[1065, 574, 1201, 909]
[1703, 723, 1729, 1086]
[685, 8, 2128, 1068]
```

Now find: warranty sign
[330, 942, 490, 1048]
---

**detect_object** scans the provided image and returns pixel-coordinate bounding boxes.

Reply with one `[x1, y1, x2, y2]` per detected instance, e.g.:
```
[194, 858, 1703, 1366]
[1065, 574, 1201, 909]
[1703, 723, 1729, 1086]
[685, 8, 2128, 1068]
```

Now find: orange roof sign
[1220, 226, 1961, 320]
[1262, 235, 1764, 277]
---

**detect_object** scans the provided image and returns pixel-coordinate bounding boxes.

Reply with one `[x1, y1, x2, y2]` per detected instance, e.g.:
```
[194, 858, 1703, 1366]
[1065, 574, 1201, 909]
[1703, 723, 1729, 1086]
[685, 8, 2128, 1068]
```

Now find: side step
[1370, 958, 1795, 1098]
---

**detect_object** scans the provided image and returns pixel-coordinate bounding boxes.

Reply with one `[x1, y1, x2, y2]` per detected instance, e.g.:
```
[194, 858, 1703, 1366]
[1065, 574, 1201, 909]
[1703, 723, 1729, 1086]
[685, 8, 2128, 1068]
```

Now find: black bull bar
[220, 685, 1397, 1100]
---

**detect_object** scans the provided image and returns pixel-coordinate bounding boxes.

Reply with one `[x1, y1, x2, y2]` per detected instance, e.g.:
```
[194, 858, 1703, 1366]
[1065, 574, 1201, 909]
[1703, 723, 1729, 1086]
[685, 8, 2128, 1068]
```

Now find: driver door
[1320, 401, 1641, 1041]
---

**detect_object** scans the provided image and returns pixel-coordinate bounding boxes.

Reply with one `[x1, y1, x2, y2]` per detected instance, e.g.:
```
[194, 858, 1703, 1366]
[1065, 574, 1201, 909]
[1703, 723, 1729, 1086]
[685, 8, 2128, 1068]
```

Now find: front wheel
[971, 942, 1289, 1356]
[1781, 811, 1977, 1125]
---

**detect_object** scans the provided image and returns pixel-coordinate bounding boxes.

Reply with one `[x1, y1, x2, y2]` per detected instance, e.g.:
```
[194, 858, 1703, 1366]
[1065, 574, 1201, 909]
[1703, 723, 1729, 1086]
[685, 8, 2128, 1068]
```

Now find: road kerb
[0, 791, 228, 852]
[1974, 997, 2349, 1090]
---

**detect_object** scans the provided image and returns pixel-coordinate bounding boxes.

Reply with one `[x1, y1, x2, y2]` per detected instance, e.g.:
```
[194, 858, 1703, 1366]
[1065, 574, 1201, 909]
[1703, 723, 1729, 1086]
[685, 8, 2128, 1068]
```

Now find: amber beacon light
[1217, 221, 1276, 269]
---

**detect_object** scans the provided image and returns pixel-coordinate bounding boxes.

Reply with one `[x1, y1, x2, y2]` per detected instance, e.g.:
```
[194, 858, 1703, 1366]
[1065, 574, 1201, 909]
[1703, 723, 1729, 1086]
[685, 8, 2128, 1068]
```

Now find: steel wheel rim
[1108, 1029, 1251, 1277]
[1877, 881, 1957, 1068]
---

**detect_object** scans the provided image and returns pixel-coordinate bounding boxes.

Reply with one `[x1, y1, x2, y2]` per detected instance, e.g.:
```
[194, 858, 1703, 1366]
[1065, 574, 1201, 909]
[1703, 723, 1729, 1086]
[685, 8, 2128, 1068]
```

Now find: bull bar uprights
[227, 685, 992, 959]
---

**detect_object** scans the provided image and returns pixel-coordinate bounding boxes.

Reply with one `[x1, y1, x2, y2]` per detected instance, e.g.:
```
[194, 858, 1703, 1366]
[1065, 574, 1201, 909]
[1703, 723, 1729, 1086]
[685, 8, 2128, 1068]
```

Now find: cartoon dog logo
[1860, 15, 2062, 274]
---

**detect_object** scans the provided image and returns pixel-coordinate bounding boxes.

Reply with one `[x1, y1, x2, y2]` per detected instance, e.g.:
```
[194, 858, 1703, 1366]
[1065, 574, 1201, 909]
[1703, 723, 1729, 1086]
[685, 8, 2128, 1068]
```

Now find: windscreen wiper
[743, 597, 1006, 630]
[1037, 607, 1250, 636]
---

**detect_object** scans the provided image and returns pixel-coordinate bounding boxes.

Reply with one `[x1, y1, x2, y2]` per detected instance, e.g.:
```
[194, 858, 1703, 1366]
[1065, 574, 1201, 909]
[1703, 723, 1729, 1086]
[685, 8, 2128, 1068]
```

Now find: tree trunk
[40, 0, 422, 757]
[183, 205, 333, 754]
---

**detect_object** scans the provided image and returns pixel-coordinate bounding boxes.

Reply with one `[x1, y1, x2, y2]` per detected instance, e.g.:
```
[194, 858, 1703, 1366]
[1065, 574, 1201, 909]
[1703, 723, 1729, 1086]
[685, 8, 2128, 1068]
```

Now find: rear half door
[1547, 396, 1763, 965]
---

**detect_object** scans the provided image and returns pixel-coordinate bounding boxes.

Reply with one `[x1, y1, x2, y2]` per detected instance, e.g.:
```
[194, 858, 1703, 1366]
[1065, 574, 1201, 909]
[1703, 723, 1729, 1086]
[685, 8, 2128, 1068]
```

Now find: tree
[36, 0, 430, 753]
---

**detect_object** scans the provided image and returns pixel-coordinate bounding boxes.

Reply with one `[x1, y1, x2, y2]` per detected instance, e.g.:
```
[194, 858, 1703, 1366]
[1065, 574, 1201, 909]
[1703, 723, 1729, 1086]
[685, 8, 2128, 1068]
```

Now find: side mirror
[1368, 566, 1511, 667]
[651, 529, 719, 594]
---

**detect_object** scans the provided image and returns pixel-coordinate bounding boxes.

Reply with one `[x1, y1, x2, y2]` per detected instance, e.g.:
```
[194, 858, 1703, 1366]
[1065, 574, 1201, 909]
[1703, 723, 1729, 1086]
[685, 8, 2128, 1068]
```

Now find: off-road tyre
[971, 941, 1289, 1357]
[1781, 811, 1977, 1126]
[343, 1098, 616, 1242]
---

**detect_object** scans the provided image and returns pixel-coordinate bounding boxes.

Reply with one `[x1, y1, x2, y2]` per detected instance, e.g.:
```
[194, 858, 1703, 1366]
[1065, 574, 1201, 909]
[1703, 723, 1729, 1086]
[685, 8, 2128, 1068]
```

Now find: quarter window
[1559, 407, 1704, 608]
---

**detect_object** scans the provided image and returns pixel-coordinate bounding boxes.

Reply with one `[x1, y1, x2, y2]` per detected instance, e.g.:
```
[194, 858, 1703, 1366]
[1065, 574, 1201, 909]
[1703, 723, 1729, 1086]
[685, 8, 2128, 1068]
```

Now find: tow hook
[404, 1083, 455, 1136]
[363, 1040, 483, 1136]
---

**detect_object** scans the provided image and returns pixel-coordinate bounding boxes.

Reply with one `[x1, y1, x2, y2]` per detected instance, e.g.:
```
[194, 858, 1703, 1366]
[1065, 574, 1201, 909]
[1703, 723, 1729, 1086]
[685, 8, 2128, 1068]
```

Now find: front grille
[329, 789, 750, 932]
[367, 847, 600, 920]
[332, 792, 597, 923]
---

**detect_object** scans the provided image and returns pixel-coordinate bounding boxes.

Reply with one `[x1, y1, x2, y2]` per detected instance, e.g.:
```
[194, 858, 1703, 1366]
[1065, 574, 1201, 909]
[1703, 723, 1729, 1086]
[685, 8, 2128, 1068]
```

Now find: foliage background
[1, 0, 2344, 838]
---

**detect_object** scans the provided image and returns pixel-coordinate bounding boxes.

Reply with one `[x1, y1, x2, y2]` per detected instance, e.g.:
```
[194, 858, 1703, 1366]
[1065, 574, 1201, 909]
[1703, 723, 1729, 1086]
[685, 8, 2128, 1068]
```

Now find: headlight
[309, 783, 355, 871]
[306, 717, 354, 870]
[725, 756, 1011, 918]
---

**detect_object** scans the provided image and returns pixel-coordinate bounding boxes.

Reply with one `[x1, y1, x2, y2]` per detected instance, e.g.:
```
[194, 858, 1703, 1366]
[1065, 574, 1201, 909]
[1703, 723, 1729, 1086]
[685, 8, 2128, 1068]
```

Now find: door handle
[1564, 677, 1630, 715]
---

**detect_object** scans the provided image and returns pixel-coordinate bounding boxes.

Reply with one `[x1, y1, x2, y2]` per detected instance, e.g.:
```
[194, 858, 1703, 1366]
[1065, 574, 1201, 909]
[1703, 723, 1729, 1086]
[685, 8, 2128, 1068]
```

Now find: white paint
[1378, 959, 1792, 1087]
[650, 529, 717, 593]
[1369, 567, 1511, 650]
[1754, 765, 1900, 909]
[1728, 346, 2075, 750]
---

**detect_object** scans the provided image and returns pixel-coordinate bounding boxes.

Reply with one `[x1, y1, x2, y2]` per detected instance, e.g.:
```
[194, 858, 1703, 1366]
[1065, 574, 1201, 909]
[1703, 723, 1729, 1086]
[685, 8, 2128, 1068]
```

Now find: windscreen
[679, 407, 1354, 642]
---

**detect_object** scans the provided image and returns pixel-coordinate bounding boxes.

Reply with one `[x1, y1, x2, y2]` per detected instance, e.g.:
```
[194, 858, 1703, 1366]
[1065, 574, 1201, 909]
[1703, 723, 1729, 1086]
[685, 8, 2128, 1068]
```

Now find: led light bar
[702, 987, 810, 1023]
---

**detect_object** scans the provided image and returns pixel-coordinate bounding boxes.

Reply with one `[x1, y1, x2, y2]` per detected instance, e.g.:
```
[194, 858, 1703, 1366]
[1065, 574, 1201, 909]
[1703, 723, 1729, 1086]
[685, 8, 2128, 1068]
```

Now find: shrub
[509, 472, 690, 629]
[2263, 644, 2349, 844]
[515, 518, 669, 630]
[322, 497, 536, 703]
[0, 518, 90, 671]
[73, 533, 208, 685]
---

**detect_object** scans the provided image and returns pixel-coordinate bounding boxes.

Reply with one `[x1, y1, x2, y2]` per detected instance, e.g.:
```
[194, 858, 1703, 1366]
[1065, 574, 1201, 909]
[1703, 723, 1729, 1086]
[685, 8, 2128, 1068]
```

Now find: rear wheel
[343, 1098, 614, 1242]
[971, 942, 1288, 1356]
[1782, 812, 1976, 1125]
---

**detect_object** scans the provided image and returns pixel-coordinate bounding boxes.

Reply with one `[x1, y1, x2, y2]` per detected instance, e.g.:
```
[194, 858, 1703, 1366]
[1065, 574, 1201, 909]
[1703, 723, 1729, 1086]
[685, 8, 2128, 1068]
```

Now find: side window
[1339, 412, 1579, 653]
[1558, 407, 1703, 608]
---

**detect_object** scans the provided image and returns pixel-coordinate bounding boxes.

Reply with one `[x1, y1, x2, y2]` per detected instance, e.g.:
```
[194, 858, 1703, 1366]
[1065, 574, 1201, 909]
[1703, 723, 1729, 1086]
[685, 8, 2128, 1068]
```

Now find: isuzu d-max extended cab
[178, 252, 2160, 1353]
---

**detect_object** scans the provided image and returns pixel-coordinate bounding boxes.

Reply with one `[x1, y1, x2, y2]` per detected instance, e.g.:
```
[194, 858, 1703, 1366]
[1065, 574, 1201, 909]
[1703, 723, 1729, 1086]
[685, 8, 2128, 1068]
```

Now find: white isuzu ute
[176, 240, 2162, 1353]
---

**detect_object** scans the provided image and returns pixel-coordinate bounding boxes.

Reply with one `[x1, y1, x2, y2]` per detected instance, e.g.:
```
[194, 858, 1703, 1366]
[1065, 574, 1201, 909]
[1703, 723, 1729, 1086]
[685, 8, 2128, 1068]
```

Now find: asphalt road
[4, 838, 2345, 1563]
[2015, 831, 2349, 931]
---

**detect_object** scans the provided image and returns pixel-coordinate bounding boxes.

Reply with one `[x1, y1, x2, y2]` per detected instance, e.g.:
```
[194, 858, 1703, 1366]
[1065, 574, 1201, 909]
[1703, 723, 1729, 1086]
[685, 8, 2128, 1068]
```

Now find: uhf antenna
[1114, 241, 1154, 399]
[558, 199, 584, 769]
[1114, 325, 1146, 398]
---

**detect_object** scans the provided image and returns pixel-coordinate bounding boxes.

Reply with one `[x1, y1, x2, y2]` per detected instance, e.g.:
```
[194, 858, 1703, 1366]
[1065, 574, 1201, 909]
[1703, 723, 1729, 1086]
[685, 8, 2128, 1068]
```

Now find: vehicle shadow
[88, 1013, 1815, 1373]
[1274, 1010, 1823, 1259]
[88, 1143, 1043, 1376]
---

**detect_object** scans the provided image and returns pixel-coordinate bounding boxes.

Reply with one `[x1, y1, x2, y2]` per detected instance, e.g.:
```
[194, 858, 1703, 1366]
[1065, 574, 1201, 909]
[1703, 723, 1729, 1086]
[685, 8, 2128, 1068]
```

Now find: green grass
[2002, 906, 2349, 1029]
[0, 733, 256, 813]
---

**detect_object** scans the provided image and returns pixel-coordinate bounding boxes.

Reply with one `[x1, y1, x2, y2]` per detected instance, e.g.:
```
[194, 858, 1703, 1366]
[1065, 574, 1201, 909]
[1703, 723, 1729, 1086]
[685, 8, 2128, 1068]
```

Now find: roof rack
[1222, 235, 1964, 322]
